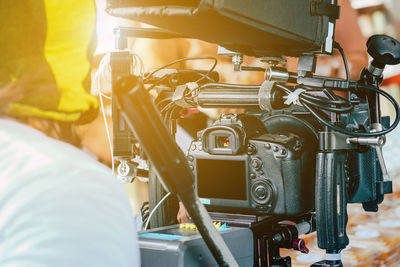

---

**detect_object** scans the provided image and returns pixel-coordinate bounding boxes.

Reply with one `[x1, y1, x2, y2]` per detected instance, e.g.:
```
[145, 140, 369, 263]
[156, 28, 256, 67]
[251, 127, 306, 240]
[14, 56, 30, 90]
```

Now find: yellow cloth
[8, 0, 98, 123]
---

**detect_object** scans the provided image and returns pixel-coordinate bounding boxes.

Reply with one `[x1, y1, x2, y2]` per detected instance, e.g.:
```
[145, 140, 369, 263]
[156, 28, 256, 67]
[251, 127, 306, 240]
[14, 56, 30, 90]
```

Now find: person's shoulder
[0, 118, 107, 170]
[0, 118, 117, 195]
[0, 119, 140, 267]
[0, 118, 128, 210]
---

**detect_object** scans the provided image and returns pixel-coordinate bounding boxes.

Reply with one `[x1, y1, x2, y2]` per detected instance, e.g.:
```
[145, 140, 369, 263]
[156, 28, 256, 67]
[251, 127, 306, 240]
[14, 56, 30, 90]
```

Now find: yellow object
[180, 223, 198, 231]
[8, 0, 98, 122]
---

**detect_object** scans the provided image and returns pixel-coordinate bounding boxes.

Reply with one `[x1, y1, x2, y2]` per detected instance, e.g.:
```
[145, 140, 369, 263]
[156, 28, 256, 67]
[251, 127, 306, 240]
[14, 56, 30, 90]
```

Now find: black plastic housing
[347, 116, 392, 211]
[106, 0, 337, 57]
[315, 151, 349, 251]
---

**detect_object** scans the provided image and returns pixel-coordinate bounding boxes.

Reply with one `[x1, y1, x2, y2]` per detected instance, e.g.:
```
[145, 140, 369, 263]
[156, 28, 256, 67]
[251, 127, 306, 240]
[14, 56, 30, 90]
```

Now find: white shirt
[0, 119, 140, 266]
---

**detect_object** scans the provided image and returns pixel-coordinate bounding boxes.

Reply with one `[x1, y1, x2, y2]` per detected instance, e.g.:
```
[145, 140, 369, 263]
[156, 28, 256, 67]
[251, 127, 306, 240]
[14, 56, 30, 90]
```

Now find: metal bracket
[259, 81, 276, 111]
[172, 83, 197, 108]
[318, 131, 354, 151]
[310, 1, 341, 20]
[297, 55, 316, 77]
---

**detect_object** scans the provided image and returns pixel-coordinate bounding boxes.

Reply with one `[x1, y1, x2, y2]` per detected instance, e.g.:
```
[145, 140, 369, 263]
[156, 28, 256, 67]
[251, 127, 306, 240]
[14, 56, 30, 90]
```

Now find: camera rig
[107, 1, 400, 266]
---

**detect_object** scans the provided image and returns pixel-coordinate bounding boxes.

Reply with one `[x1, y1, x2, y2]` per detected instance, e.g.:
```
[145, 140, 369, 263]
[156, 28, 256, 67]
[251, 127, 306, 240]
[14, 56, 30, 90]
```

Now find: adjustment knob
[367, 35, 400, 68]
[292, 238, 310, 254]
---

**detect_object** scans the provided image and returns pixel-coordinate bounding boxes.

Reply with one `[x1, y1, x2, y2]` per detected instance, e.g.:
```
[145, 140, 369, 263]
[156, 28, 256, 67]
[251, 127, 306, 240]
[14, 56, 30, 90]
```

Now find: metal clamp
[319, 131, 354, 151]
[172, 83, 197, 108]
[258, 81, 276, 111]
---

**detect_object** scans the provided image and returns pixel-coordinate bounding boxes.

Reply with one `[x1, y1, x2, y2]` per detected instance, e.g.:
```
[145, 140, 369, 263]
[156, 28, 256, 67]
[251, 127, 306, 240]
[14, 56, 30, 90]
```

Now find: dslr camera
[188, 113, 315, 215]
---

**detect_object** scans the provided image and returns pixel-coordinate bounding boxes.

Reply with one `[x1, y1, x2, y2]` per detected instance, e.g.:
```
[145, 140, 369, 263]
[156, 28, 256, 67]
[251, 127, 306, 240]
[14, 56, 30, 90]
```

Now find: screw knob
[367, 35, 400, 68]
[292, 238, 309, 254]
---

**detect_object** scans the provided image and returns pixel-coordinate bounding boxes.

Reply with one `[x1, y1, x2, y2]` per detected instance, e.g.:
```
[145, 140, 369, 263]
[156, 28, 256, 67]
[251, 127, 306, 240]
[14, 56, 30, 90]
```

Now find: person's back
[0, 118, 140, 266]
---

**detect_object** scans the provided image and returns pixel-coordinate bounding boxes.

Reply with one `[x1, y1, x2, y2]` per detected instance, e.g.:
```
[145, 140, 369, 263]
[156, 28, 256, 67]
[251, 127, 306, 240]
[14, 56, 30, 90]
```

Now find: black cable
[298, 86, 352, 108]
[275, 83, 400, 137]
[300, 97, 353, 113]
[300, 92, 350, 106]
[144, 56, 217, 82]
[140, 201, 150, 224]
[168, 106, 180, 130]
[147, 69, 217, 92]
[146, 75, 170, 91]
[302, 87, 399, 136]
[156, 97, 172, 106]
[166, 105, 176, 122]
[194, 71, 217, 83]
[163, 106, 172, 122]
[160, 102, 175, 125]
[353, 84, 400, 135]
[275, 84, 354, 113]
[333, 41, 350, 84]
[160, 102, 174, 114]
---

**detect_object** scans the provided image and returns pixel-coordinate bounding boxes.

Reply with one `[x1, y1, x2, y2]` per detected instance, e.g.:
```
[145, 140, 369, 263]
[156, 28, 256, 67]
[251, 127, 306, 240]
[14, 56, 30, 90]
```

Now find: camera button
[187, 155, 194, 162]
[255, 186, 267, 199]
[251, 181, 273, 205]
[247, 144, 257, 155]
[251, 158, 263, 170]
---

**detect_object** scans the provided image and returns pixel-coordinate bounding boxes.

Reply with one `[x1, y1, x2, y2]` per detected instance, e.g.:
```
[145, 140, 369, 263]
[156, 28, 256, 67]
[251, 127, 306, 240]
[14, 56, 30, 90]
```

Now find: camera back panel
[187, 133, 314, 215]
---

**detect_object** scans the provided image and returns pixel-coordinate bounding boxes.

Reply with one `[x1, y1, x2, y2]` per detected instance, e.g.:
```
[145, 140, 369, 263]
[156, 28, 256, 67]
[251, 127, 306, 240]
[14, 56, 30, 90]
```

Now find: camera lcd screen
[196, 159, 246, 200]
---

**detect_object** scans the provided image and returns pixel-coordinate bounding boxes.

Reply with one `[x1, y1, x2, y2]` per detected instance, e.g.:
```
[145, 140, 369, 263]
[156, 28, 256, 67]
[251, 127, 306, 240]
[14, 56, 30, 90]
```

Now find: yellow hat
[1, 0, 99, 124]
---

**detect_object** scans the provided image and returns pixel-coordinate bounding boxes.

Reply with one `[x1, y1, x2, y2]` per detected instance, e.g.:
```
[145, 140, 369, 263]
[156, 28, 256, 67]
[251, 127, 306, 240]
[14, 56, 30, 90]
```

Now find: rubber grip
[315, 152, 349, 251]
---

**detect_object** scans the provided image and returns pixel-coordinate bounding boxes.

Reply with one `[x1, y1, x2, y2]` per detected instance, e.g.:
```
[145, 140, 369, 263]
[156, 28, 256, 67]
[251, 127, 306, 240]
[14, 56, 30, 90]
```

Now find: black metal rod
[114, 75, 238, 267]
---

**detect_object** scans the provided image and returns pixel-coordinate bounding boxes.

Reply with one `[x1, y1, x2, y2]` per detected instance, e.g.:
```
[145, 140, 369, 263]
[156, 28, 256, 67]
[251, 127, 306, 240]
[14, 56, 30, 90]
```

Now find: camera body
[187, 113, 315, 215]
[187, 104, 390, 216]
